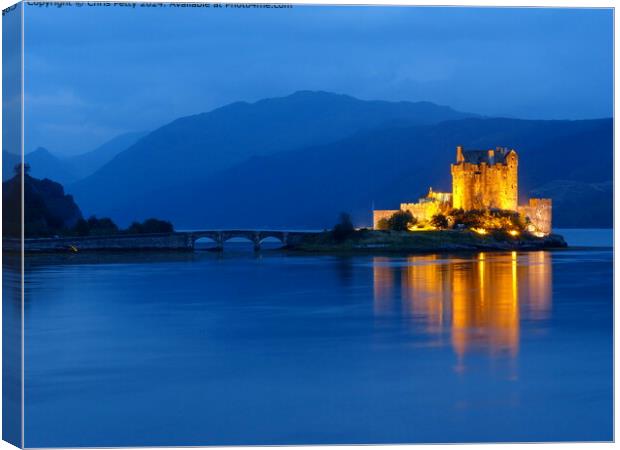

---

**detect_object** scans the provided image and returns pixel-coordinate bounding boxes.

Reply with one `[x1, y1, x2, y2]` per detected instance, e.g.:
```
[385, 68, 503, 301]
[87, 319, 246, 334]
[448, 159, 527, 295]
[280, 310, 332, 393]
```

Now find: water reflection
[3, 255, 23, 445]
[21, 247, 612, 444]
[373, 252, 552, 358]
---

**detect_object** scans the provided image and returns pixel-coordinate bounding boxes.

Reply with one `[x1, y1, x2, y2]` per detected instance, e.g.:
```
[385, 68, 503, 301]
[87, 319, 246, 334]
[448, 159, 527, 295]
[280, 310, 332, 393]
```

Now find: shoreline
[286, 229, 568, 254]
[3, 229, 569, 255]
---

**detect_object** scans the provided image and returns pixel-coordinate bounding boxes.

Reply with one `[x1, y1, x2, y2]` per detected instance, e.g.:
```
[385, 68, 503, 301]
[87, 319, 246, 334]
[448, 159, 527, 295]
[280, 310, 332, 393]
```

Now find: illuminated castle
[451, 146, 517, 210]
[373, 146, 552, 234]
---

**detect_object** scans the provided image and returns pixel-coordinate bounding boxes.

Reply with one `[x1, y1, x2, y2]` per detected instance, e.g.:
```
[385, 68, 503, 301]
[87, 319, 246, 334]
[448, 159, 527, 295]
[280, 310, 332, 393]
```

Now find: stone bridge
[188, 230, 315, 251]
[7, 230, 320, 253]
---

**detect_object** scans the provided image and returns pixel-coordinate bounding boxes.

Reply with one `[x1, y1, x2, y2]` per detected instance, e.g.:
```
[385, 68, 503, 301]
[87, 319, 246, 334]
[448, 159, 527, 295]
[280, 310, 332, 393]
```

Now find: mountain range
[6, 91, 613, 229]
[70, 91, 478, 214]
[2, 130, 147, 184]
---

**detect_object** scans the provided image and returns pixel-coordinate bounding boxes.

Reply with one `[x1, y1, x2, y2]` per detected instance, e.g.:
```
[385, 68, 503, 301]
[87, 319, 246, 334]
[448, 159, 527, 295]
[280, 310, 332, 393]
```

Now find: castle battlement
[452, 145, 518, 211]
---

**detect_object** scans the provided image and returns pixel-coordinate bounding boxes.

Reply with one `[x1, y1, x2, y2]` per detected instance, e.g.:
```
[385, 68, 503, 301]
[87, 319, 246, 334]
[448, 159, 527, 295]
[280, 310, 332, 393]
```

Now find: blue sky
[3, 3, 22, 156]
[22, 4, 613, 155]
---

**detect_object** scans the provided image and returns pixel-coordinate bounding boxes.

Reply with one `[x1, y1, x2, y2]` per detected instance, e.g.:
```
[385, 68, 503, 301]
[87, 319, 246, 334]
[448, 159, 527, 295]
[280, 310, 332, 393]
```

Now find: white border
[0, 1, 616, 450]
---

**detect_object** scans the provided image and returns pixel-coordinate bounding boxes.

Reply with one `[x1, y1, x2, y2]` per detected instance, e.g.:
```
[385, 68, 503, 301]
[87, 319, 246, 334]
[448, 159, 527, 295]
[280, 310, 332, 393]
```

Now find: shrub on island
[422, 208, 526, 234]
[377, 210, 416, 231]
[379, 207, 527, 235]
[430, 213, 449, 230]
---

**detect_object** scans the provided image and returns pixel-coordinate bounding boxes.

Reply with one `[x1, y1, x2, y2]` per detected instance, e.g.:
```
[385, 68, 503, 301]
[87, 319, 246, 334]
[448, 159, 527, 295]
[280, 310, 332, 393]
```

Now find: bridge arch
[186, 230, 311, 252]
[222, 236, 255, 244]
[259, 231, 288, 246]
[220, 232, 261, 251]
[259, 235, 286, 249]
[194, 236, 218, 250]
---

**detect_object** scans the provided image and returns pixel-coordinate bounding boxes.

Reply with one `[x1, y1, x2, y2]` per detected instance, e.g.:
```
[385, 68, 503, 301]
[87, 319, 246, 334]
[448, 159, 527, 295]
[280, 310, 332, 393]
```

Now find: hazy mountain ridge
[14, 91, 611, 229]
[71, 112, 612, 229]
[68, 131, 148, 179]
[25, 147, 80, 185]
[70, 90, 479, 211]
[2, 131, 147, 183]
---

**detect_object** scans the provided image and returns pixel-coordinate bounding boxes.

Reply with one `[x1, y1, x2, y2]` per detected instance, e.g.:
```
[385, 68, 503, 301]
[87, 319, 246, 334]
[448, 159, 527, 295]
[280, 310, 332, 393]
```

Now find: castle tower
[451, 146, 518, 211]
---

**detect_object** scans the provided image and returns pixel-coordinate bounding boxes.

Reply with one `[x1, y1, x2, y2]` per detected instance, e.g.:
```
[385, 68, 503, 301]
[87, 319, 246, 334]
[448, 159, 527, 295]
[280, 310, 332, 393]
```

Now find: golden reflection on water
[373, 252, 552, 359]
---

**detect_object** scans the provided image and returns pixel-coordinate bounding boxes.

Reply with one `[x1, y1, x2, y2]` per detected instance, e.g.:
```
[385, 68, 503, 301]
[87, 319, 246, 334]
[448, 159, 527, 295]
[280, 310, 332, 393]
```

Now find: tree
[446, 208, 526, 232]
[3, 169, 83, 237]
[127, 221, 143, 234]
[333, 212, 355, 242]
[430, 213, 449, 229]
[14, 163, 30, 176]
[71, 216, 119, 236]
[489, 208, 526, 231]
[450, 208, 485, 229]
[142, 218, 173, 233]
[386, 210, 415, 231]
[73, 218, 90, 236]
[86, 216, 119, 235]
[127, 218, 174, 234]
[376, 218, 390, 231]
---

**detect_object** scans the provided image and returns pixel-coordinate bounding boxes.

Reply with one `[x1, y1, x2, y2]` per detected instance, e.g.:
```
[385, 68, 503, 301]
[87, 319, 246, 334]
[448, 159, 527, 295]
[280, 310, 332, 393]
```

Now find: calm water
[12, 230, 614, 446]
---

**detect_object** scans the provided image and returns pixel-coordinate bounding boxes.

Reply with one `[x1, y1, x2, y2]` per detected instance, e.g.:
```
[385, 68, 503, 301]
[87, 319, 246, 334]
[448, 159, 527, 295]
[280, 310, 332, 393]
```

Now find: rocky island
[289, 228, 567, 253]
[293, 146, 568, 254]
[284, 145, 562, 254]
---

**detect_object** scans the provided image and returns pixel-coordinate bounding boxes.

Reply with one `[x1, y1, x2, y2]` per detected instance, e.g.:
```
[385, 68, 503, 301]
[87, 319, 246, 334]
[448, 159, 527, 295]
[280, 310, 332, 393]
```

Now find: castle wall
[451, 151, 518, 211]
[373, 210, 399, 229]
[401, 199, 450, 223]
[518, 198, 552, 234]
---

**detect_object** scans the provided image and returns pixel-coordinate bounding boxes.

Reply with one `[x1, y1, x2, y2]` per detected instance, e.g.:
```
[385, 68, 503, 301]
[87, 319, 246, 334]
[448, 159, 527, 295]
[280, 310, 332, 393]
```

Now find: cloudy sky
[22, 4, 613, 156]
